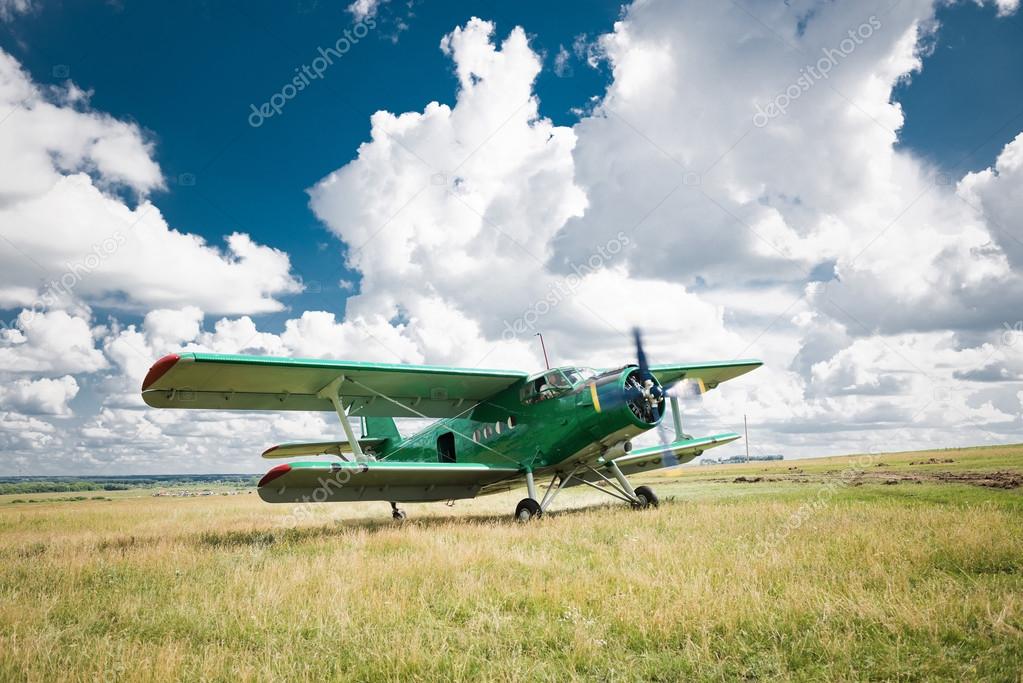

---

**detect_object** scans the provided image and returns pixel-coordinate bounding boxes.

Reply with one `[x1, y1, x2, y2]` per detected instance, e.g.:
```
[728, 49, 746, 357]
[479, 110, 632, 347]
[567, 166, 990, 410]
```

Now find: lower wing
[615, 432, 740, 471]
[257, 460, 520, 503]
[561, 432, 740, 488]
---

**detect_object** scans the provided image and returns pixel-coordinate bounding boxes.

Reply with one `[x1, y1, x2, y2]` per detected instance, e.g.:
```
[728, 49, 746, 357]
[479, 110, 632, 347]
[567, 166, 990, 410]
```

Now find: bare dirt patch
[715, 468, 1022, 490]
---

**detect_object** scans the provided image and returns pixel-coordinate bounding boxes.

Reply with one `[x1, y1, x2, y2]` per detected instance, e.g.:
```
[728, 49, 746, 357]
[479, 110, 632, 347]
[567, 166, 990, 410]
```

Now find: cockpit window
[545, 370, 571, 389]
[520, 367, 599, 404]
[521, 369, 572, 403]
[563, 367, 596, 385]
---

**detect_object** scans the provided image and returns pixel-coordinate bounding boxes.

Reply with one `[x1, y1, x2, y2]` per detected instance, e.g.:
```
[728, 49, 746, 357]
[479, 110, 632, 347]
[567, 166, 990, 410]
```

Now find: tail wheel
[515, 498, 542, 522]
[633, 485, 659, 509]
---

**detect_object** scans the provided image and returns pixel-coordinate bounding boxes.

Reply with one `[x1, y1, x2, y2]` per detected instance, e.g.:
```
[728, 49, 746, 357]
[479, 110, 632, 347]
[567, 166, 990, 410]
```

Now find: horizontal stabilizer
[261, 439, 390, 459]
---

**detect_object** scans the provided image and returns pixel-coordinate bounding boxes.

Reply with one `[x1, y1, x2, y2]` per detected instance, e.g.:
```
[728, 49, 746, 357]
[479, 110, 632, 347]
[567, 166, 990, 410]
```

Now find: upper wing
[141, 353, 527, 418]
[650, 359, 762, 390]
[256, 460, 520, 503]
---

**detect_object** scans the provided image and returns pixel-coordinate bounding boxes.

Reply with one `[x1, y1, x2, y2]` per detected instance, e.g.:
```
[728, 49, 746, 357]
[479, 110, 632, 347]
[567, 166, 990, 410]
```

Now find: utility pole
[535, 332, 550, 370]
[744, 414, 750, 462]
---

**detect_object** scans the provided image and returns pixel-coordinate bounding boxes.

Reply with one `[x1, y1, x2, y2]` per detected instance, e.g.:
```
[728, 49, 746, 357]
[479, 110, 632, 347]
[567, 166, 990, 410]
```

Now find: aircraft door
[437, 431, 456, 463]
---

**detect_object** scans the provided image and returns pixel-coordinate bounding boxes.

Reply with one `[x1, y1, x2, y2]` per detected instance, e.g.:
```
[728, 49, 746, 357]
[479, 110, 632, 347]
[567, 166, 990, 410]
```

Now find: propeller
[631, 327, 673, 452]
[588, 329, 707, 457]
[630, 327, 665, 423]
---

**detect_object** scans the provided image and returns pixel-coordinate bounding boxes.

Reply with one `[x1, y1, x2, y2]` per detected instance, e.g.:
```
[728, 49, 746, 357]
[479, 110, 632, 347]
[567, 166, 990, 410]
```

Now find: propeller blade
[666, 377, 706, 400]
[656, 420, 679, 467]
[633, 327, 651, 377]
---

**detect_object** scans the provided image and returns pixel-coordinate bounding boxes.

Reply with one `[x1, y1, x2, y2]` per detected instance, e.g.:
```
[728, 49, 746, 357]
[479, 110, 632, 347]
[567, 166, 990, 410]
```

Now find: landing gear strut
[389, 501, 406, 521]
[515, 469, 543, 522]
[510, 461, 659, 520]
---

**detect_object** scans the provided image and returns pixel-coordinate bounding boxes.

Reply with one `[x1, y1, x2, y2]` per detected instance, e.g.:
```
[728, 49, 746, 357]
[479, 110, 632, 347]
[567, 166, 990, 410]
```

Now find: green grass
[1, 444, 1022, 681]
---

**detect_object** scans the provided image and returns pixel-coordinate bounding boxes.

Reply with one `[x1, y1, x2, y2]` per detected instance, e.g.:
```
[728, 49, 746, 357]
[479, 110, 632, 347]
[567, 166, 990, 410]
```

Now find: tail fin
[363, 417, 401, 441]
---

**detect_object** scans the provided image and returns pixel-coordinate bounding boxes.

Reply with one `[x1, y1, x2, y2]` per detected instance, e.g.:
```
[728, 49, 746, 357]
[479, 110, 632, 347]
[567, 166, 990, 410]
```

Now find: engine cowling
[584, 366, 665, 428]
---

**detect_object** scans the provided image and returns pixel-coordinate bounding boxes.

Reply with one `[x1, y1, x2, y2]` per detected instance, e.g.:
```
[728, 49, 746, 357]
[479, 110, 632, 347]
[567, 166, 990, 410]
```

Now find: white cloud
[553, 45, 572, 77]
[0, 375, 78, 415]
[990, 0, 1020, 17]
[0, 0, 33, 22]
[0, 309, 107, 374]
[0, 51, 302, 315]
[308, 18, 590, 369]
[959, 131, 1023, 270]
[347, 0, 384, 22]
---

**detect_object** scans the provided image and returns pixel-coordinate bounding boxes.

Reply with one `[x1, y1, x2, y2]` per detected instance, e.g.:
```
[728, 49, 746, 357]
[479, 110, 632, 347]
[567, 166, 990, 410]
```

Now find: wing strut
[670, 396, 686, 439]
[316, 376, 370, 461]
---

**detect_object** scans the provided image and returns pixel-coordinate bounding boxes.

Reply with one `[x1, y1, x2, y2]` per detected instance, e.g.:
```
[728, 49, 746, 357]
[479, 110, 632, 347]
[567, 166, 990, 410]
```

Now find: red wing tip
[258, 463, 292, 487]
[141, 353, 181, 391]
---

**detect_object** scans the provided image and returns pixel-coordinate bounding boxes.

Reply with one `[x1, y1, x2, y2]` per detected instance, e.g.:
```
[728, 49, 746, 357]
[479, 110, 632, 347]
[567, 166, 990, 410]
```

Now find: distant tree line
[0, 474, 258, 495]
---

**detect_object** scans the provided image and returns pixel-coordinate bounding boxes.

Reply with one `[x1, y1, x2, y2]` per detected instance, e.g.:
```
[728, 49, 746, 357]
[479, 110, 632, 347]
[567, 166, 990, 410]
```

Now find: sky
[0, 0, 1021, 475]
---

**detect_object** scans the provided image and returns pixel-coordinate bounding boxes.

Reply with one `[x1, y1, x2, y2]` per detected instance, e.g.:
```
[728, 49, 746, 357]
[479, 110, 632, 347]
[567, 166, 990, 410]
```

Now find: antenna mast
[744, 414, 750, 461]
[535, 332, 550, 370]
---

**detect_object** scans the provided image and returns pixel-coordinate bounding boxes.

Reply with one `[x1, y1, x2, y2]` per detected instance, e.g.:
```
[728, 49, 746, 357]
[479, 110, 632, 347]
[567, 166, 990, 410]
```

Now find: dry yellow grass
[1, 444, 1022, 681]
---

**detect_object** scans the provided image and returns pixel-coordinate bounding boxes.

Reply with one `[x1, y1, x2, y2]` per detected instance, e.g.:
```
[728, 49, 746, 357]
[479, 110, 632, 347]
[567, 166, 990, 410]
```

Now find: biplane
[141, 331, 760, 520]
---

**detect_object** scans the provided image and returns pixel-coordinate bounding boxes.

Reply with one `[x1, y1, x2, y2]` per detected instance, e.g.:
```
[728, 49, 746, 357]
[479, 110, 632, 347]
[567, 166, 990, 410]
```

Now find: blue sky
[0, 0, 1022, 474]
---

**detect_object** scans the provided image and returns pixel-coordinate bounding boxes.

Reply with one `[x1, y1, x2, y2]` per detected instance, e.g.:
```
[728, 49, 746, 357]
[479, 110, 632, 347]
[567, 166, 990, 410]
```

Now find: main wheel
[392, 508, 406, 521]
[633, 485, 659, 509]
[514, 498, 542, 522]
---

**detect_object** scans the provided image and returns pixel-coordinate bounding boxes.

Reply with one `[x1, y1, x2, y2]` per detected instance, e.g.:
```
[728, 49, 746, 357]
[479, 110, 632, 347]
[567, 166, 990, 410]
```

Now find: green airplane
[141, 332, 761, 521]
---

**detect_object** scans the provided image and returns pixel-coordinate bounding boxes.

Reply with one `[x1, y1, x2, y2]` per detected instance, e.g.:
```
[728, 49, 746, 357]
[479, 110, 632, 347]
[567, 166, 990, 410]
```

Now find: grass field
[2, 444, 1022, 681]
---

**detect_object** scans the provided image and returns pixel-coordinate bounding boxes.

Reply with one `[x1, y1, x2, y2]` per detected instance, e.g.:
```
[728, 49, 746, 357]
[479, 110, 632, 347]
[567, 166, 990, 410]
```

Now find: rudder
[363, 417, 401, 441]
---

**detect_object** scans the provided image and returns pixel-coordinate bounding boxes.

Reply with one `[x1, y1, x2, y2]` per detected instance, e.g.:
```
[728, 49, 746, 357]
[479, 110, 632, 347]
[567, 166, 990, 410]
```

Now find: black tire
[392, 509, 406, 521]
[633, 485, 659, 509]
[514, 498, 542, 521]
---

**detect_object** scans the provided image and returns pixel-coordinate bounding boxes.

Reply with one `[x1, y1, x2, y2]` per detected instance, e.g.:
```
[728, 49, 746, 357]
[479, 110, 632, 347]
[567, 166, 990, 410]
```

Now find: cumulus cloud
[959, 131, 1023, 270]
[309, 17, 592, 369]
[0, 309, 107, 374]
[0, 51, 301, 315]
[0, 375, 78, 415]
